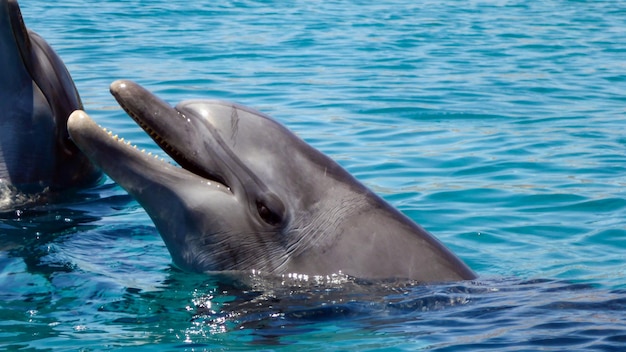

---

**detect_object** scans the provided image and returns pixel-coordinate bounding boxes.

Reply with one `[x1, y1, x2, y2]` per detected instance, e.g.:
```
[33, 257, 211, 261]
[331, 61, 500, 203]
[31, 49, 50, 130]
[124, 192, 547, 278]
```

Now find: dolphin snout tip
[67, 110, 92, 132]
[69, 109, 87, 121]
[67, 110, 101, 149]
[110, 80, 129, 93]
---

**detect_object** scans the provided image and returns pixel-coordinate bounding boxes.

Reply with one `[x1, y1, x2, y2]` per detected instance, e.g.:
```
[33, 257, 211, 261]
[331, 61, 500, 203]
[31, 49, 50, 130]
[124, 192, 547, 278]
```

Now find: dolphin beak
[110, 80, 179, 129]
[109, 80, 189, 163]
[109, 80, 228, 185]
[67, 109, 175, 188]
[67, 109, 232, 198]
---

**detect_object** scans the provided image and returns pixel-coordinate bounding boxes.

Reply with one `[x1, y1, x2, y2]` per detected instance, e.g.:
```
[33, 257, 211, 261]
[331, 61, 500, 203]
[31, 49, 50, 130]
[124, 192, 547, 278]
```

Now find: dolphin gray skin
[67, 80, 476, 282]
[0, 0, 100, 196]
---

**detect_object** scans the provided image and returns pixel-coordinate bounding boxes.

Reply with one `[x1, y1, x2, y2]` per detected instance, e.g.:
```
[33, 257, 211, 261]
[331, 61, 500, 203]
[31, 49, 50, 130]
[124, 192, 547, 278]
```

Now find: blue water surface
[2, 0, 626, 350]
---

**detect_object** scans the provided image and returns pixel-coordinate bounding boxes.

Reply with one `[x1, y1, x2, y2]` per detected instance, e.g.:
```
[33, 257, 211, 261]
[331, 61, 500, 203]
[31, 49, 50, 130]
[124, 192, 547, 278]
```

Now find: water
[2, 0, 626, 350]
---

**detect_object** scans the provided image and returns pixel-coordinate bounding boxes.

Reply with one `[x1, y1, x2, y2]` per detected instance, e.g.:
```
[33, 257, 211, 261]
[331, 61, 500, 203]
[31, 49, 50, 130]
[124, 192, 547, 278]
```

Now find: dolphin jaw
[67, 110, 232, 196]
[111, 84, 188, 164]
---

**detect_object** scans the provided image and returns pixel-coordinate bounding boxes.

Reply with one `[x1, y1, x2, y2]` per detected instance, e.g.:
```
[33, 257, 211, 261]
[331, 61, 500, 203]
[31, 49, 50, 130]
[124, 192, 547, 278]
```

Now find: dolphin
[0, 0, 100, 197]
[67, 80, 476, 282]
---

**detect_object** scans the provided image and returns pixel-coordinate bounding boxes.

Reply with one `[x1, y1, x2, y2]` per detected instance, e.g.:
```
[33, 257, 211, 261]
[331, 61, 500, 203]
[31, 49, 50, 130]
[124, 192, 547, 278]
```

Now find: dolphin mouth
[67, 81, 232, 195]
[108, 81, 230, 190]
[67, 109, 233, 196]
[118, 100, 228, 186]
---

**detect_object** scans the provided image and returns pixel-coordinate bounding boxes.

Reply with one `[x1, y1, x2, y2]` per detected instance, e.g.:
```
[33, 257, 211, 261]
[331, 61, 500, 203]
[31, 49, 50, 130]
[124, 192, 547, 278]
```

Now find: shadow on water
[0, 182, 134, 278]
[214, 277, 626, 349]
[92, 268, 626, 350]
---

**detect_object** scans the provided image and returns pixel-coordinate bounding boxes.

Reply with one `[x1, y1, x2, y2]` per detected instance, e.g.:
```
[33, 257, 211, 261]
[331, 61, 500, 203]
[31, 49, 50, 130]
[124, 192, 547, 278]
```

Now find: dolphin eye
[256, 200, 283, 226]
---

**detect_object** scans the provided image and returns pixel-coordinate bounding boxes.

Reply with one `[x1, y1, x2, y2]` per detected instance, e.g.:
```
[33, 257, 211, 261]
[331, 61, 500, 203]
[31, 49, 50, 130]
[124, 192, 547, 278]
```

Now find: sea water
[1, 0, 626, 350]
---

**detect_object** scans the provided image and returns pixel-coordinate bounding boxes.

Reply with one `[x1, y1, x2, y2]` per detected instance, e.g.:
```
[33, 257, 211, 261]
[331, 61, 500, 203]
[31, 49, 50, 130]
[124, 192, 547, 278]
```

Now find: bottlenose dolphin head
[68, 80, 359, 273]
[0, 0, 100, 193]
[68, 80, 476, 281]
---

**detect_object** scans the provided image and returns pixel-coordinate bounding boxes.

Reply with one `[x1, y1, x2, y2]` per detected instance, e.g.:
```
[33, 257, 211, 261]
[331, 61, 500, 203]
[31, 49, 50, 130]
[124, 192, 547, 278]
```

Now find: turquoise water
[2, 0, 626, 350]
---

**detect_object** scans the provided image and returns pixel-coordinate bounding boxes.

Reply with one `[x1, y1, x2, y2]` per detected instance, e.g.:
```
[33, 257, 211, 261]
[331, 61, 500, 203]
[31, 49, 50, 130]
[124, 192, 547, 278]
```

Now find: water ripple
[2, 0, 626, 350]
